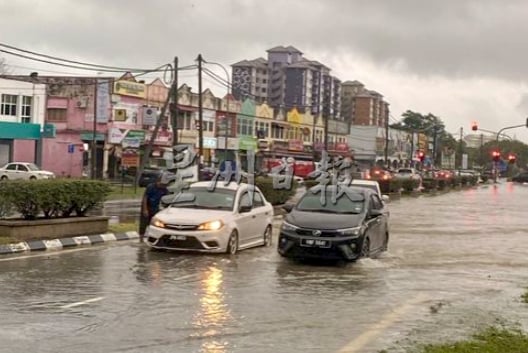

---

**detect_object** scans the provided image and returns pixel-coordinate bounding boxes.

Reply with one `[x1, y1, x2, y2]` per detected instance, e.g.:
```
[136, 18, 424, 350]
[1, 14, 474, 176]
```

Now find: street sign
[121, 150, 139, 167]
[67, 144, 75, 154]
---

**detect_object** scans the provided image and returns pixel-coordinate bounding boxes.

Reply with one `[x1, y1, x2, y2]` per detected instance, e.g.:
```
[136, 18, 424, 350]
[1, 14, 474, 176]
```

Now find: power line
[0, 48, 166, 73]
[0, 42, 166, 72]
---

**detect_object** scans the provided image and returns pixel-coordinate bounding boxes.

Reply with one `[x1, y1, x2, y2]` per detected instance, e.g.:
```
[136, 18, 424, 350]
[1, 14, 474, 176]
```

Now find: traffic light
[417, 150, 425, 162]
[492, 150, 501, 162]
[508, 154, 516, 164]
[471, 121, 478, 131]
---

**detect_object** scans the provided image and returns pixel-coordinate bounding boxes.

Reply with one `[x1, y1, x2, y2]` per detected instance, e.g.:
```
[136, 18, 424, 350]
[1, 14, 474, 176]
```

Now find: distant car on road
[146, 181, 274, 254]
[0, 162, 55, 180]
[278, 186, 389, 261]
[138, 168, 165, 187]
[512, 171, 528, 183]
[350, 179, 390, 204]
[393, 168, 422, 183]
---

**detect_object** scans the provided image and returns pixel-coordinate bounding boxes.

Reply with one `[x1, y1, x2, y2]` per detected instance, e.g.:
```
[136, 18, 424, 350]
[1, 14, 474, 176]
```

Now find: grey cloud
[3, 0, 528, 83]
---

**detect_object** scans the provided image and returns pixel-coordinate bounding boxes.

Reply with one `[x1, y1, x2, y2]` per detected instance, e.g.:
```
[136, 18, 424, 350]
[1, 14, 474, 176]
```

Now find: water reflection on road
[1, 182, 528, 353]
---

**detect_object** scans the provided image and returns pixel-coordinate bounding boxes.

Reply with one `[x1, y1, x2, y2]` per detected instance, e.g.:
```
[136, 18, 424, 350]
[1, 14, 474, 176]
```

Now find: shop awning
[0, 121, 41, 140]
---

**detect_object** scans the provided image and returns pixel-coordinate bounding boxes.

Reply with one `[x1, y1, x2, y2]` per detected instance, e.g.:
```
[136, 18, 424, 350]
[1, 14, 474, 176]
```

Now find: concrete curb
[0, 231, 139, 256]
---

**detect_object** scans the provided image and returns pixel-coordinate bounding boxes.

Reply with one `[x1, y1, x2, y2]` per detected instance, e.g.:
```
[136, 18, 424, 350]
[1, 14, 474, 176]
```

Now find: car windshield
[398, 169, 412, 174]
[296, 190, 365, 214]
[166, 187, 236, 211]
[26, 163, 41, 171]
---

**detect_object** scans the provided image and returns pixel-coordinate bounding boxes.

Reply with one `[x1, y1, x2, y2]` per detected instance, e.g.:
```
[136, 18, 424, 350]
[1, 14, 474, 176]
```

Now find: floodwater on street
[1, 182, 528, 353]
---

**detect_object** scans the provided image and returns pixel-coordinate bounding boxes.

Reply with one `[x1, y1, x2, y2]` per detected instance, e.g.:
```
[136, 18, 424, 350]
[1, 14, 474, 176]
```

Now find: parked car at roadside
[146, 181, 274, 254]
[0, 162, 55, 180]
[278, 186, 389, 261]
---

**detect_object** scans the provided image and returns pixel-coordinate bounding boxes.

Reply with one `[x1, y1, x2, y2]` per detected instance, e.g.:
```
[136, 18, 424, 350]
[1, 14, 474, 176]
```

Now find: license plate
[170, 235, 186, 241]
[300, 238, 330, 248]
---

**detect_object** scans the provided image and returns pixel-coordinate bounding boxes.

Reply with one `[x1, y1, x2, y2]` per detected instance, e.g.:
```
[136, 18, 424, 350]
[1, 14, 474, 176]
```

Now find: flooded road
[1, 182, 528, 353]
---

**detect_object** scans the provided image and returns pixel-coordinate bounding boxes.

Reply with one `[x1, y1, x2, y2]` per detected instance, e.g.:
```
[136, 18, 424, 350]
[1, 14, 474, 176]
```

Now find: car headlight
[151, 217, 166, 228]
[338, 226, 362, 238]
[281, 221, 298, 232]
[197, 220, 224, 231]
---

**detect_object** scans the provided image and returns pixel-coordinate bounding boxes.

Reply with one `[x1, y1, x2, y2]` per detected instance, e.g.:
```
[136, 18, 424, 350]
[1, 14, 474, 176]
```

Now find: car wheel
[226, 230, 238, 255]
[263, 225, 272, 247]
[0, 176, 7, 181]
[29, 176, 37, 180]
[360, 237, 370, 258]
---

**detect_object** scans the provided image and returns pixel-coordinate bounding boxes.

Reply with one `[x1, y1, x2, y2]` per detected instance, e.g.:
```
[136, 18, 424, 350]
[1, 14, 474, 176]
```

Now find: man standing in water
[139, 172, 170, 242]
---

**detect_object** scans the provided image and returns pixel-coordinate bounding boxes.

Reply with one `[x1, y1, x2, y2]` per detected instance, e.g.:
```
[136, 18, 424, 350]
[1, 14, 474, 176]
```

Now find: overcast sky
[2, 0, 528, 141]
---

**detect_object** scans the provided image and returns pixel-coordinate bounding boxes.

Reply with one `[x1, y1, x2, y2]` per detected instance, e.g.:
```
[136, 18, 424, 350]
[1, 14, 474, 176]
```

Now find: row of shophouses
[0, 74, 432, 179]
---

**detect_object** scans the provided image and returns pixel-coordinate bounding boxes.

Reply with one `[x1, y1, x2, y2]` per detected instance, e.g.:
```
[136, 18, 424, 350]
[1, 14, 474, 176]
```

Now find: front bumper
[145, 225, 230, 253]
[277, 230, 363, 261]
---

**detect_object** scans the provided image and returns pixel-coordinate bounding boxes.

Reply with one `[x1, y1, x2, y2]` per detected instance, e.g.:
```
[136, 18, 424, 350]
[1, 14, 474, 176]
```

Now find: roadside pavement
[0, 231, 139, 255]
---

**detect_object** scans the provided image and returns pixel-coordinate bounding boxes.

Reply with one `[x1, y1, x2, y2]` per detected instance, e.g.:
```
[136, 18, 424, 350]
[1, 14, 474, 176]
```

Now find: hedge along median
[0, 179, 112, 239]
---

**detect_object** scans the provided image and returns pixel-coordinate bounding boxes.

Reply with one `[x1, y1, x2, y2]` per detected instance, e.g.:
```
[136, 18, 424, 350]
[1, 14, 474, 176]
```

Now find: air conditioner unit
[77, 97, 88, 108]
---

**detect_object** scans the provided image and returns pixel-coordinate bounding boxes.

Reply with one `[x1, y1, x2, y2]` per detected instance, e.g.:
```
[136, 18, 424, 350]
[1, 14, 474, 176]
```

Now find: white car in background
[350, 179, 390, 204]
[0, 162, 55, 180]
[146, 181, 274, 254]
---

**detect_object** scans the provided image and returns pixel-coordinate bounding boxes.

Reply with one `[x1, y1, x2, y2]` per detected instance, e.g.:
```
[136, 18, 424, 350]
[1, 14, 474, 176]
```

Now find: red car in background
[366, 168, 393, 182]
[264, 157, 315, 179]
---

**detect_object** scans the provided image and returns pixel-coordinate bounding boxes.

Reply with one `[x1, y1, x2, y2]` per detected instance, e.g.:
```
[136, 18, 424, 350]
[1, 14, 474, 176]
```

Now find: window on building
[21, 96, 32, 123]
[184, 114, 192, 130]
[47, 108, 67, 122]
[255, 121, 269, 138]
[272, 124, 285, 139]
[261, 87, 266, 93]
[1, 94, 17, 116]
[237, 117, 253, 136]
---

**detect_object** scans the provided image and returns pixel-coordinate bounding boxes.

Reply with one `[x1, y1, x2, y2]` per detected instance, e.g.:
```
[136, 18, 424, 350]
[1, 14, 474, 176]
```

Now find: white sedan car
[146, 181, 274, 254]
[0, 162, 55, 180]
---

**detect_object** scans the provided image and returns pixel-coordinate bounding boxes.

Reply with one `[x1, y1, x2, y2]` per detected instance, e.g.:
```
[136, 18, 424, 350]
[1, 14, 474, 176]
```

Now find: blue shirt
[144, 183, 169, 216]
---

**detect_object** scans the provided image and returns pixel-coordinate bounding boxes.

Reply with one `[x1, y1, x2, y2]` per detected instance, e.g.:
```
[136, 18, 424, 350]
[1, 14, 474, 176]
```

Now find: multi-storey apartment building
[341, 80, 389, 127]
[231, 46, 341, 120]
[231, 57, 268, 104]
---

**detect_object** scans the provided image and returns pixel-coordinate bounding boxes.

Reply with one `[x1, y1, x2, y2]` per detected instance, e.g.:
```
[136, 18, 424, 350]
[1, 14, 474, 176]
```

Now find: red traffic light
[417, 151, 425, 162]
[492, 150, 501, 162]
[508, 154, 516, 164]
[471, 121, 478, 131]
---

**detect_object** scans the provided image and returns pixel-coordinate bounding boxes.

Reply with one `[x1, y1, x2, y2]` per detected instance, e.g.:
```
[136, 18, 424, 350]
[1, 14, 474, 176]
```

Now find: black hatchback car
[278, 186, 389, 261]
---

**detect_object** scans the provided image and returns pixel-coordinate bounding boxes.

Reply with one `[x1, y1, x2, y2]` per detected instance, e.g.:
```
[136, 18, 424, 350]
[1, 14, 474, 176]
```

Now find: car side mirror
[369, 209, 383, 218]
[239, 205, 252, 213]
[282, 204, 294, 213]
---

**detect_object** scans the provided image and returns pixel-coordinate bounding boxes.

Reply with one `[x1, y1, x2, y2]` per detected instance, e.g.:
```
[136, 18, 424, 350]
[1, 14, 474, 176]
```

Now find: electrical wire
[0, 42, 167, 73]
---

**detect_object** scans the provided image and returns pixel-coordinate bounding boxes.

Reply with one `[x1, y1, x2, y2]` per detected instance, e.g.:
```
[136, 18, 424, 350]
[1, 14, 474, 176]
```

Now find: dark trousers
[139, 213, 153, 238]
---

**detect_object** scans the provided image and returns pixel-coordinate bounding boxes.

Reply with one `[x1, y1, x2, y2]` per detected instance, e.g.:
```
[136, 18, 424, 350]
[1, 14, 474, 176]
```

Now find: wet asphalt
[1, 182, 528, 353]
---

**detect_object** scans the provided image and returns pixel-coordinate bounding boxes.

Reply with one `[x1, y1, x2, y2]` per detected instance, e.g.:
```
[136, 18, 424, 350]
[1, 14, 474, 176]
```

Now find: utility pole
[458, 127, 463, 169]
[171, 56, 179, 147]
[137, 65, 177, 184]
[197, 54, 204, 179]
[323, 113, 329, 152]
[410, 131, 414, 167]
[384, 114, 389, 168]
[432, 125, 438, 168]
[91, 80, 98, 179]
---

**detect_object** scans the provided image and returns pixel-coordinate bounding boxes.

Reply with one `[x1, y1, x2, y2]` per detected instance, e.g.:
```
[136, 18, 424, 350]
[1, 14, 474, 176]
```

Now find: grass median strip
[393, 327, 528, 353]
